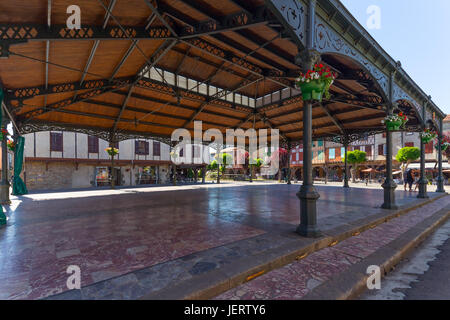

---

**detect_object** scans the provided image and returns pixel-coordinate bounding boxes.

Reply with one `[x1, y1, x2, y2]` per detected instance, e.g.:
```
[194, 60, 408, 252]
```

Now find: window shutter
[153, 141, 160, 156]
[378, 144, 384, 156]
[366, 146, 372, 157]
[145, 141, 149, 155]
[135, 140, 139, 155]
[425, 142, 433, 154]
[50, 132, 63, 152]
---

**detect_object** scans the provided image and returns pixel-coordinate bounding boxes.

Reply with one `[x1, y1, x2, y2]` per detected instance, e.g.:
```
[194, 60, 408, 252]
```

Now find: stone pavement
[0, 182, 445, 300]
[215, 194, 450, 300]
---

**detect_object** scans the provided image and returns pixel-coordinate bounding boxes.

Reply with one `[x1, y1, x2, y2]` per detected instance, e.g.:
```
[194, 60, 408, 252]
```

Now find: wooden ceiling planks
[0, 0, 396, 143]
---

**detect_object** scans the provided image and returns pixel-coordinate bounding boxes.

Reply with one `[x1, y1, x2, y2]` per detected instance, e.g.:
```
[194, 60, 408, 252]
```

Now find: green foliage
[187, 168, 194, 179]
[396, 147, 420, 163]
[343, 150, 367, 164]
[216, 153, 232, 166]
[207, 160, 218, 171]
[253, 158, 263, 168]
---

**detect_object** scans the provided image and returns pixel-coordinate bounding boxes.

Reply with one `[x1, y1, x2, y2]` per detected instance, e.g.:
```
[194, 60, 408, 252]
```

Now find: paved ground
[360, 219, 450, 300]
[215, 195, 449, 300]
[0, 182, 445, 299]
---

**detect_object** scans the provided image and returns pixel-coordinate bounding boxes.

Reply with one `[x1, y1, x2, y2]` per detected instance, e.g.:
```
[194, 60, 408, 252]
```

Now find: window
[353, 146, 360, 151]
[382, 132, 386, 138]
[135, 140, 149, 155]
[405, 142, 414, 148]
[425, 142, 434, 154]
[50, 132, 63, 152]
[153, 141, 161, 157]
[88, 136, 99, 153]
[318, 150, 324, 161]
[378, 144, 384, 156]
[318, 140, 323, 147]
[329, 148, 336, 160]
[341, 147, 345, 157]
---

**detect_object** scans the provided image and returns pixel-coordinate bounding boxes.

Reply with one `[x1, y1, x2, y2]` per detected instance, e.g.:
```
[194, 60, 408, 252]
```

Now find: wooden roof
[0, 0, 423, 144]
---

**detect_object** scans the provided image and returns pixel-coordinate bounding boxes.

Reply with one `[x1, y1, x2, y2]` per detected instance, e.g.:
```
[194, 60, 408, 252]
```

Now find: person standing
[405, 169, 414, 192]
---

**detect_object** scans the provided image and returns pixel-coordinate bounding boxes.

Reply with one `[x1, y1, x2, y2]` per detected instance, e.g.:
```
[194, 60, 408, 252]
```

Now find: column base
[0, 184, 11, 205]
[417, 179, 429, 199]
[296, 223, 322, 238]
[296, 185, 321, 238]
[436, 176, 445, 193]
[381, 179, 398, 210]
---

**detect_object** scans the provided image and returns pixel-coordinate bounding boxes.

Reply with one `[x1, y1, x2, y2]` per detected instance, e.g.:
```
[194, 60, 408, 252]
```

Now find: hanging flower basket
[0, 128, 10, 141]
[7, 140, 15, 152]
[421, 129, 437, 144]
[435, 136, 450, 151]
[105, 147, 119, 157]
[382, 113, 408, 131]
[296, 64, 337, 102]
[436, 142, 450, 151]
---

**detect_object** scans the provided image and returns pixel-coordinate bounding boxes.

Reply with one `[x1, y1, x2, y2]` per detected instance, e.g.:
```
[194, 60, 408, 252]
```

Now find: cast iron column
[418, 102, 428, 198]
[436, 117, 445, 193]
[0, 115, 10, 205]
[287, 141, 292, 184]
[343, 137, 350, 188]
[382, 71, 398, 209]
[296, 98, 321, 237]
[296, 0, 321, 237]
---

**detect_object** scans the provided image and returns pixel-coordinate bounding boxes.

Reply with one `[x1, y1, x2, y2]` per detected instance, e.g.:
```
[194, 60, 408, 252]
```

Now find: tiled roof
[444, 115, 450, 122]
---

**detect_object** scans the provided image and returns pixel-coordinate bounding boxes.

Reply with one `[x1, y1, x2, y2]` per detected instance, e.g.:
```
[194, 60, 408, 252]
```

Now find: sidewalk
[214, 194, 450, 300]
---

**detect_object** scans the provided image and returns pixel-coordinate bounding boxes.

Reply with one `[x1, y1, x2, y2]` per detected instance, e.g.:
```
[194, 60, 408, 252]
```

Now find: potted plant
[0, 128, 9, 140]
[105, 147, 119, 157]
[382, 112, 408, 131]
[7, 139, 15, 152]
[435, 135, 450, 151]
[420, 129, 437, 144]
[295, 63, 337, 101]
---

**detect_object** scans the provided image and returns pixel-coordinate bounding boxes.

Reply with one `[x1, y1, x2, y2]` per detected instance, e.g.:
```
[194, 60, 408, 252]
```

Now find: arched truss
[313, 15, 432, 128]
[314, 16, 389, 101]
[266, 0, 307, 48]
[393, 84, 424, 123]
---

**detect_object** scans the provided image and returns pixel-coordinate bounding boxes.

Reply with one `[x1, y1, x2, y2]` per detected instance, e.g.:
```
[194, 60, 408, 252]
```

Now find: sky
[340, 0, 450, 116]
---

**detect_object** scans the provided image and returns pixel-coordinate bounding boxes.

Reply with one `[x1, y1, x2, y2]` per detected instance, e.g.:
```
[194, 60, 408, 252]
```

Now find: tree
[343, 150, 367, 183]
[214, 153, 232, 176]
[396, 147, 420, 177]
[207, 160, 218, 171]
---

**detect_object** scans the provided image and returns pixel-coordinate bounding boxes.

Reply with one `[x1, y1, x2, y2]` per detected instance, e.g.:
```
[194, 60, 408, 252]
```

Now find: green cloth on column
[12, 136, 28, 196]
